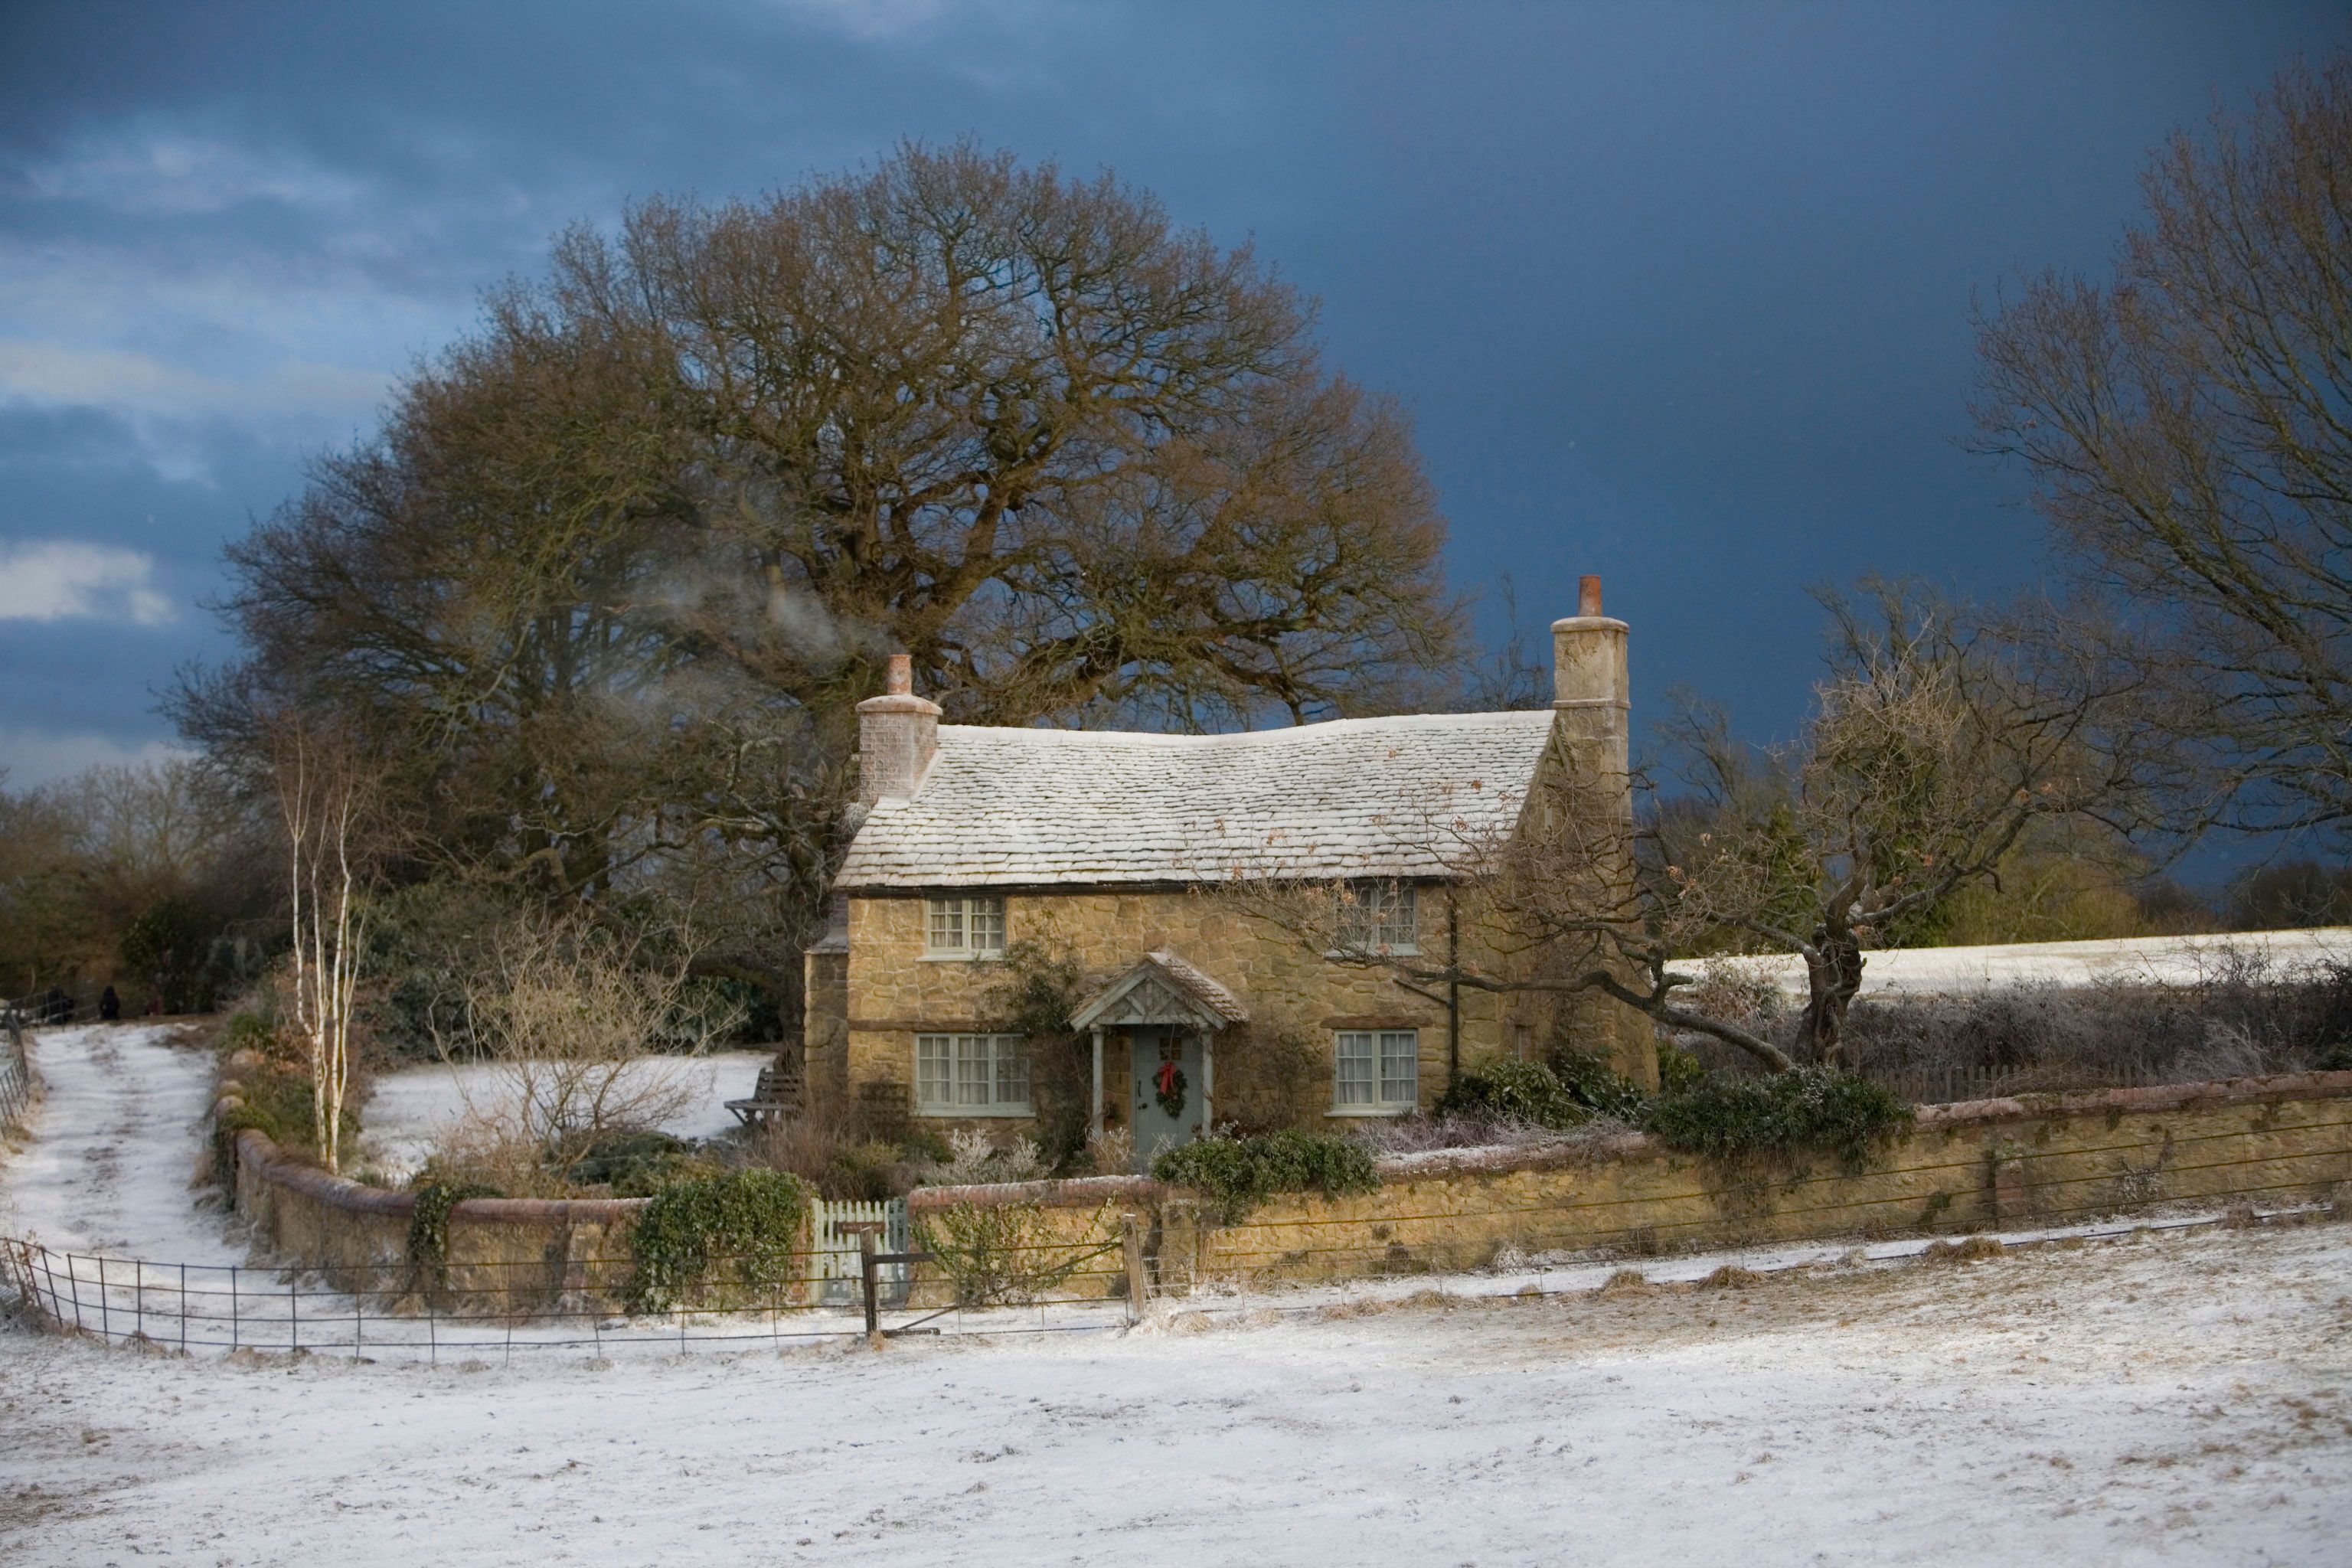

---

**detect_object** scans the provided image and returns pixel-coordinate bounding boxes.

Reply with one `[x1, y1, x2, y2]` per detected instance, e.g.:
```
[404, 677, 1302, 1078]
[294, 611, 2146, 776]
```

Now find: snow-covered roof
[835, 710, 1559, 890]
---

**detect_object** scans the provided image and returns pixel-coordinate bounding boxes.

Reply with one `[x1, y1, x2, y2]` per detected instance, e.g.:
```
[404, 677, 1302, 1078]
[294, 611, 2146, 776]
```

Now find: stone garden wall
[907, 1071, 2352, 1297]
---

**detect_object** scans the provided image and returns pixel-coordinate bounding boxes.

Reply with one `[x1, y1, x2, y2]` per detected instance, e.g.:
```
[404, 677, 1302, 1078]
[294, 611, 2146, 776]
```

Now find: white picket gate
[809, 1197, 910, 1307]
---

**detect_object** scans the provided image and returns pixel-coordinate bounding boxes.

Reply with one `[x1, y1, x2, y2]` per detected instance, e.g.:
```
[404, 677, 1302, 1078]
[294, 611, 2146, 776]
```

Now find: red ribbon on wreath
[1154, 1059, 1188, 1118]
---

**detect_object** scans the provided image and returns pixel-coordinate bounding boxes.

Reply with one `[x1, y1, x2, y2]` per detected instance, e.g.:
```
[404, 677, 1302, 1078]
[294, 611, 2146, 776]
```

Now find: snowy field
[2, 1221, 2348, 1565]
[4, 1024, 2352, 1564]
[1724, 926, 2352, 999]
[359, 1050, 774, 1184]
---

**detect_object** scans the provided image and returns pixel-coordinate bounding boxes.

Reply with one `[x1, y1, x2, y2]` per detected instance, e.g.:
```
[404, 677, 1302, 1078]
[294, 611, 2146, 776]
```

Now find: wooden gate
[809, 1197, 910, 1307]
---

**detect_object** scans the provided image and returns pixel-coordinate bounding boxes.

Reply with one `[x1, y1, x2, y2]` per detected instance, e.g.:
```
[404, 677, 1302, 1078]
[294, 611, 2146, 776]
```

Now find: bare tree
[1973, 57, 2352, 841]
[271, 726, 382, 1174]
[1219, 586, 2165, 1073]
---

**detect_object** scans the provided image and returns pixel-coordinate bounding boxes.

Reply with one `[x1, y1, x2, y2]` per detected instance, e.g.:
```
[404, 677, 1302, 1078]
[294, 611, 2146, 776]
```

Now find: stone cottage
[803, 578, 1651, 1168]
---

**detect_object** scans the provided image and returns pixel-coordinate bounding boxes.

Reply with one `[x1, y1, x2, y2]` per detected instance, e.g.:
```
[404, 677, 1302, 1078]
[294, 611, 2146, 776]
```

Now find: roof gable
[1069, 949, 1253, 1032]
[835, 708, 1558, 890]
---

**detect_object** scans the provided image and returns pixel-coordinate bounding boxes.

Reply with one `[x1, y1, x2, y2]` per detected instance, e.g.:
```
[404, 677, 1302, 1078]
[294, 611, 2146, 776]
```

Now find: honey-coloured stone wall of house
[900, 1073, 2352, 1298]
[830, 886, 1544, 1134]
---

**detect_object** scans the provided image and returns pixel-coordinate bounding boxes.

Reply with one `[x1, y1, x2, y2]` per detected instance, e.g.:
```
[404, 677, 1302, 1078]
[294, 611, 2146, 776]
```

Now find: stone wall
[230, 1129, 645, 1315]
[833, 887, 1535, 1135]
[905, 1071, 2352, 1296]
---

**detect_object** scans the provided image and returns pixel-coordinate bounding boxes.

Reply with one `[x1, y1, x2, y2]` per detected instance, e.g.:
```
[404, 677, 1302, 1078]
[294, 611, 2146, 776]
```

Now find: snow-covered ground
[2, 1221, 2347, 1565]
[0, 1024, 245, 1265]
[5, 1024, 2351, 1563]
[1724, 926, 2352, 998]
[360, 1050, 774, 1183]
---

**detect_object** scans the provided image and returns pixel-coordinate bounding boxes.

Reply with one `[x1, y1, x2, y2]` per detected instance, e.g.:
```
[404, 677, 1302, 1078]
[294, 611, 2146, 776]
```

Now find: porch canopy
[1069, 949, 1248, 1137]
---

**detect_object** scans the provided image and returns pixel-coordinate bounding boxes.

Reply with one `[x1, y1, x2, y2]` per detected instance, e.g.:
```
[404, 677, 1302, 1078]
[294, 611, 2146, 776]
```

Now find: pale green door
[1129, 1026, 1205, 1171]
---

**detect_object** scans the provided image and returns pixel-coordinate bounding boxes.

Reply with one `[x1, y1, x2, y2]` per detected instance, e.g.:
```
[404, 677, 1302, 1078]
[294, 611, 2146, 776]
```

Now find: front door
[1129, 1026, 1205, 1171]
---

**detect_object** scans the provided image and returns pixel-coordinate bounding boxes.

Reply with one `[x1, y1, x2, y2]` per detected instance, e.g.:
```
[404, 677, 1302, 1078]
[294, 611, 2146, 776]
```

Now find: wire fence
[1860, 1061, 2174, 1106]
[0, 1005, 32, 1128]
[0, 1231, 1139, 1362]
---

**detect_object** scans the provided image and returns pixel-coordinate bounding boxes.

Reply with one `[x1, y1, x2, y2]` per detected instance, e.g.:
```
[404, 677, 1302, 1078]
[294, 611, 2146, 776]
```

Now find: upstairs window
[1333, 1029, 1419, 1113]
[925, 894, 1006, 959]
[1334, 880, 1418, 955]
[916, 1033, 1031, 1116]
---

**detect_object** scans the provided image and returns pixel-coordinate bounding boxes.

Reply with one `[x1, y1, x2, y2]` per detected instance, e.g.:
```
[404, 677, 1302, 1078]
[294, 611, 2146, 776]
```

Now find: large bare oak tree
[178, 143, 1462, 1021]
[1974, 59, 2352, 842]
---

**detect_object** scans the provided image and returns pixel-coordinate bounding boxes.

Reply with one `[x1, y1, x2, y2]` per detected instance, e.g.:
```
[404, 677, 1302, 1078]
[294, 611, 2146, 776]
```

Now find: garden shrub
[627, 1168, 813, 1314]
[1546, 1045, 1653, 1122]
[1152, 1130, 1379, 1223]
[1642, 1068, 1914, 1170]
[1437, 1058, 1588, 1129]
[913, 1199, 1116, 1308]
[566, 1130, 709, 1197]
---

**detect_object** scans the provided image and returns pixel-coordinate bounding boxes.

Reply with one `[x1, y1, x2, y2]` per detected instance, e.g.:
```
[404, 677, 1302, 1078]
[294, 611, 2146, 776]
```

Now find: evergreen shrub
[1642, 1068, 1914, 1170]
[627, 1168, 812, 1314]
[1152, 1130, 1378, 1222]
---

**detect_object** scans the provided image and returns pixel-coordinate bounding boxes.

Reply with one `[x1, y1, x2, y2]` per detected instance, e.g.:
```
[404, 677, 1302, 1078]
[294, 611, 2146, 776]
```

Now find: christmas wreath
[1154, 1060, 1188, 1119]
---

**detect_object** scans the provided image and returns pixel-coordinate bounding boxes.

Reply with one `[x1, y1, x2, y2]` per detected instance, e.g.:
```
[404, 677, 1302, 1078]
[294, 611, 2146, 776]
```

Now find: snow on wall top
[835, 709, 1560, 890]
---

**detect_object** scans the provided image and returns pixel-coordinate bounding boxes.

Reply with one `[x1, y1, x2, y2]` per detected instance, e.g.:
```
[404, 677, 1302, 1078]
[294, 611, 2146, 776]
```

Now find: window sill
[920, 951, 1007, 963]
[1325, 1105, 1415, 1119]
[914, 1105, 1036, 1119]
[1322, 946, 1421, 961]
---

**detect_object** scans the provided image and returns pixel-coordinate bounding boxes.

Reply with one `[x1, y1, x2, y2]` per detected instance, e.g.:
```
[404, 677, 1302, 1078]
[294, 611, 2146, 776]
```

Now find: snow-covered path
[2, 1220, 2348, 1566]
[0, 1024, 243, 1264]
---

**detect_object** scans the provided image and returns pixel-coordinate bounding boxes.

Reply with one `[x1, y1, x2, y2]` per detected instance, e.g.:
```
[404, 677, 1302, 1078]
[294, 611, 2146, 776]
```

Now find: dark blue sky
[0, 1, 2344, 805]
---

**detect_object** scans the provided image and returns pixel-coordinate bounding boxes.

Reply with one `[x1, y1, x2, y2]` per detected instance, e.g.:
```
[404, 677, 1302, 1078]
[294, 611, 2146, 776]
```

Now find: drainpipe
[1446, 894, 1461, 1093]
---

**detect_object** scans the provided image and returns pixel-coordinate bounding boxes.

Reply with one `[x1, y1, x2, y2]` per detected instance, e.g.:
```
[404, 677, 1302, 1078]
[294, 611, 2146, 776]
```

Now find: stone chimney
[1550, 573, 1630, 776]
[856, 654, 941, 804]
[1550, 576, 1655, 1087]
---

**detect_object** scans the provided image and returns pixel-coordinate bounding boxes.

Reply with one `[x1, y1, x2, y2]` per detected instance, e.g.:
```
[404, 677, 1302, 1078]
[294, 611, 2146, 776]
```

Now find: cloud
[0, 540, 175, 626]
[0, 340, 390, 426]
[0, 727, 189, 789]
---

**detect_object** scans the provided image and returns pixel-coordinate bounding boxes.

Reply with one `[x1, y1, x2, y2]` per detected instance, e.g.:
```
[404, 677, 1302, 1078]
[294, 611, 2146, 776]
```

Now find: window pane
[970, 897, 1005, 952]
[917, 1035, 951, 1109]
[1336, 886, 1372, 949]
[995, 1035, 1029, 1107]
[1334, 1032, 1375, 1106]
[928, 899, 963, 952]
[956, 1034, 990, 1106]
[1380, 886, 1417, 949]
[1380, 1031, 1418, 1105]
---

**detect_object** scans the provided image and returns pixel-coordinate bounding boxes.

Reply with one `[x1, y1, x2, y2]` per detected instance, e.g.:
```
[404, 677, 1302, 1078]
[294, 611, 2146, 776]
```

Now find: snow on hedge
[1718, 926, 2352, 998]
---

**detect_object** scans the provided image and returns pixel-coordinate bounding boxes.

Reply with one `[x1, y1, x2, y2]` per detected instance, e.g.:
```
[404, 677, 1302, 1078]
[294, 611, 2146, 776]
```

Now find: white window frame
[1333, 880, 1419, 956]
[923, 893, 1007, 959]
[1330, 1029, 1419, 1116]
[915, 1033, 1033, 1116]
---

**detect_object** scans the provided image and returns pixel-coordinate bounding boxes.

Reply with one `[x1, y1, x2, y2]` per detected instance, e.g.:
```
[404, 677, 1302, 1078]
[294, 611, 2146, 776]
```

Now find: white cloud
[0, 540, 176, 626]
[0, 727, 190, 789]
[0, 340, 390, 426]
[21, 130, 368, 217]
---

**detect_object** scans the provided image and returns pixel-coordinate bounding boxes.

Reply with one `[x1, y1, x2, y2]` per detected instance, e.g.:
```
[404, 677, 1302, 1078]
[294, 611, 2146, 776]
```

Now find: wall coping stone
[905, 1070, 2352, 1206]
[234, 1129, 646, 1225]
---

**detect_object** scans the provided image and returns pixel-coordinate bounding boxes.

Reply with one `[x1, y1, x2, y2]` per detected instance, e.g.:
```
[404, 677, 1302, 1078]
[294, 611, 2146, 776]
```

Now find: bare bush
[439, 916, 746, 1167]
[1673, 946, 2352, 1092]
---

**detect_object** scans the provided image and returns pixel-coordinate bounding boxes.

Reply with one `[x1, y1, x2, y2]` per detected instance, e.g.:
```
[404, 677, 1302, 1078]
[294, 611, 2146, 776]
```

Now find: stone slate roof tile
[835, 710, 1557, 889]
